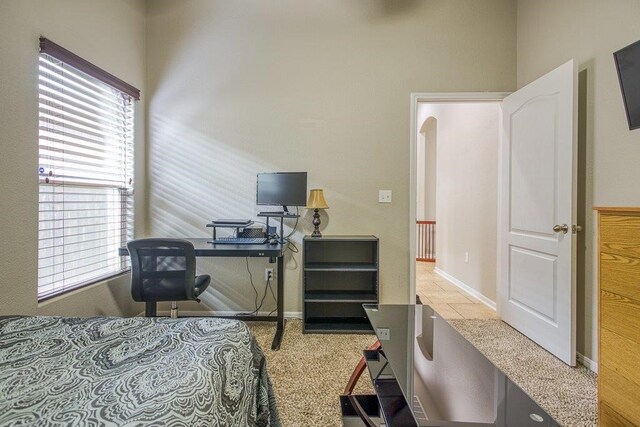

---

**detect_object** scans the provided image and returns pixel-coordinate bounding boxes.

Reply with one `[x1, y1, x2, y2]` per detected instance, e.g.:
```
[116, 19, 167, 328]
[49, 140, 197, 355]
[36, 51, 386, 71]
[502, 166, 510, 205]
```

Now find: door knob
[553, 224, 569, 234]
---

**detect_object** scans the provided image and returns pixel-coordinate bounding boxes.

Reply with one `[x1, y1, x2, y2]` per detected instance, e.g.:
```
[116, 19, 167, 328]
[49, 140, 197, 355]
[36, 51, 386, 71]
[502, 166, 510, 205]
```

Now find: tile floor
[416, 262, 498, 320]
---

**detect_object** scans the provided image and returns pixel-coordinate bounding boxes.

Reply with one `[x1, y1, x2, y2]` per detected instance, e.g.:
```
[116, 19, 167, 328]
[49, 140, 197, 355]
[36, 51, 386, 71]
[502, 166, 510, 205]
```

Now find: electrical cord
[240, 207, 299, 317]
[238, 257, 260, 316]
[252, 275, 277, 317]
[267, 279, 277, 316]
[283, 206, 300, 239]
[285, 239, 299, 254]
[239, 276, 272, 316]
[239, 257, 278, 317]
[254, 277, 271, 314]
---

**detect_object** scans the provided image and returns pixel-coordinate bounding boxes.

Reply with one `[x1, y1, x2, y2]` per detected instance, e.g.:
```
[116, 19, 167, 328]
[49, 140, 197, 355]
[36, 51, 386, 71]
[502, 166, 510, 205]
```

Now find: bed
[0, 316, 281, 426]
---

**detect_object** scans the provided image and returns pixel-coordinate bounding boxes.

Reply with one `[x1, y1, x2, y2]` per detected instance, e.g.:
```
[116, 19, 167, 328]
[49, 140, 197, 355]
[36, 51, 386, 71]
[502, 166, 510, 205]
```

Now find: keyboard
[210, 237, 267, 245]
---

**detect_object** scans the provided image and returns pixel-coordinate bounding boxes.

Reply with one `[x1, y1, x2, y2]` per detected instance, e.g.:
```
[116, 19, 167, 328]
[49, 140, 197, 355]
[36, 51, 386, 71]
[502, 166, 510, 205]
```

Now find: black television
[256, 172, 307, 213]
[614, 39, 640, 130]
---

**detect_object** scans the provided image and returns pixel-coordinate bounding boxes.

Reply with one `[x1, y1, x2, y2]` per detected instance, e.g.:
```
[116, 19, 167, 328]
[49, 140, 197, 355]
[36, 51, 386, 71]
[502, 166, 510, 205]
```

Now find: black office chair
[127, 238, 211, 318]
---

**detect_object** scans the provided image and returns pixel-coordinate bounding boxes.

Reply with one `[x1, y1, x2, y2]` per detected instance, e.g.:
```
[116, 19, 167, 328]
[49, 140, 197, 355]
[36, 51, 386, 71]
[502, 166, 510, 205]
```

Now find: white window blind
[38, 51, 135, 300]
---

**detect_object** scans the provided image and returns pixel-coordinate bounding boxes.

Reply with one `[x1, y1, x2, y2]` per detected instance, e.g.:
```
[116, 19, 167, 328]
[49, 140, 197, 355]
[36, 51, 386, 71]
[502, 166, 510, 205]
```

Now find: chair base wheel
[171, 301, 178, 319]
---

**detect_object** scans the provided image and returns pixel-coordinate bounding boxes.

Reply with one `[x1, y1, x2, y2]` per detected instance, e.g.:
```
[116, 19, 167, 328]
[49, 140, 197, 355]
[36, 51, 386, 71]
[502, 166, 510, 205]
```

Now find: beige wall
[0, 0, 146, 317]
[517, 0, 640, 364]
[1, 0, 634, 367]
[144, 0, 516, 313]
[417, 102, 500, 302]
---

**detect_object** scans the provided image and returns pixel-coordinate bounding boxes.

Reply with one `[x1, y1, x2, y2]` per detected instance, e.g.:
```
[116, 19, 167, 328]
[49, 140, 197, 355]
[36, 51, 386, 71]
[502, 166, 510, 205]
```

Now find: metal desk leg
[145, 302, 157, 317]
[271, 254, 285, 350]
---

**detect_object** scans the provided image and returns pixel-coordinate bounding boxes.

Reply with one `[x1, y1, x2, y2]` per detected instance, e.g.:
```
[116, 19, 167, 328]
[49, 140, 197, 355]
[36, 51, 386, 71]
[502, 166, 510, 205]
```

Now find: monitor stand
[281, 205, 295, 216]
[258, 206, 296, 216]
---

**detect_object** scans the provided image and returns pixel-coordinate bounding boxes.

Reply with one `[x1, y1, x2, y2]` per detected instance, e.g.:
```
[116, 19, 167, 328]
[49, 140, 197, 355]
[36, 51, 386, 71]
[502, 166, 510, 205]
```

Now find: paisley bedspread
[0, 316, 280, 427]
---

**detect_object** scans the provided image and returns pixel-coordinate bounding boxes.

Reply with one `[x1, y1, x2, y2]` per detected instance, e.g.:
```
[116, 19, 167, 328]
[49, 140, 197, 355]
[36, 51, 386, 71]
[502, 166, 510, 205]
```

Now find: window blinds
[38, 52, 134, 300]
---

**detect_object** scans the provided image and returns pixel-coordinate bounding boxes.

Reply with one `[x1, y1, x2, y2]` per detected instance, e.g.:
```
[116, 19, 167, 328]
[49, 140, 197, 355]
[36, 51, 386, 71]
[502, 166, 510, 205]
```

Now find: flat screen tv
[256, 172, 307, 212]
[614, 39, 640, 130]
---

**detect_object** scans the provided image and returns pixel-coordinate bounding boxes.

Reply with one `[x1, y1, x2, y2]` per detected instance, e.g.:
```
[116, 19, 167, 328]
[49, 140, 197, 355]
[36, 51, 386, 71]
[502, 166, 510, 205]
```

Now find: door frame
[408, 92, 510, 304]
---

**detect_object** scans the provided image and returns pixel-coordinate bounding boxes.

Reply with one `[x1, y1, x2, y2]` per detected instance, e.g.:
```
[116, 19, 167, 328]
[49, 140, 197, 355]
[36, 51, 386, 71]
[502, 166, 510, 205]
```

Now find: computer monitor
[614, 39, 640, 130]
[256, 172, 308, 212]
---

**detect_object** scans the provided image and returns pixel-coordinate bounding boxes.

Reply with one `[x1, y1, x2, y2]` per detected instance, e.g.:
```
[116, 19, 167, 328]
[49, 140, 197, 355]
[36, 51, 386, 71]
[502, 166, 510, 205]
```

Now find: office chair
[127, 238, 210, 318]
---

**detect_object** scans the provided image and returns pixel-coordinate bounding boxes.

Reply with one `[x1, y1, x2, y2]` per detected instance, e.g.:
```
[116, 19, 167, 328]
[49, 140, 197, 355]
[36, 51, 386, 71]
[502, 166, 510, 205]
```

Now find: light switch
[378, 190, 392, 203]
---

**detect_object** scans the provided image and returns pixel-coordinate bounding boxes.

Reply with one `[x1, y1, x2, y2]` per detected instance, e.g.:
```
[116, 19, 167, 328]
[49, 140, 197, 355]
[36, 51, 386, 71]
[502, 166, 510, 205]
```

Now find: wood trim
[39, 37, 140, 100]
[593, 206, 640, 213]
[597, 209, 640, 424]
[416, 220, 436, 262]
[598, 210, 602, 422]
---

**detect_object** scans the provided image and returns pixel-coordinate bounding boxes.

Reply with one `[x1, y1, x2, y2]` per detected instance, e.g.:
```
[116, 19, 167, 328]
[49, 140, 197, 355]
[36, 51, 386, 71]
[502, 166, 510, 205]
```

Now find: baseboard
[433, 268, 497, 311]
[577, 352, 598, 373]
[191, 291, 303, 319]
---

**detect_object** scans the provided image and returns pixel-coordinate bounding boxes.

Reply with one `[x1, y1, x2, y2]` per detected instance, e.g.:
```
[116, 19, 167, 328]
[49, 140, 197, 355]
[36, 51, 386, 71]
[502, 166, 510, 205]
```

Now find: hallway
[416, 262, 498, 320]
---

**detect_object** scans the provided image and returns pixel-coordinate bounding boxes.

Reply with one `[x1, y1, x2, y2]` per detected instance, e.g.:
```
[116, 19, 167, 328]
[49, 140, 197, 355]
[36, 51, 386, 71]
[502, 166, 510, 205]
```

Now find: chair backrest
[127, 238, 197, 302]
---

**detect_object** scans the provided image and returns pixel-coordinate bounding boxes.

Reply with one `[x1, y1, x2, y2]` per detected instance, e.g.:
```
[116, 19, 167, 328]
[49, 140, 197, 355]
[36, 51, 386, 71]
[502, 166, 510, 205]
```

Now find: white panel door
[498, 60, 577, 366]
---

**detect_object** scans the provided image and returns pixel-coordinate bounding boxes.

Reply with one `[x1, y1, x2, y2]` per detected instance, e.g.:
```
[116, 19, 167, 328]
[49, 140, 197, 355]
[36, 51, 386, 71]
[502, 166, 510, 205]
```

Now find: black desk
[119, 238, 287, 350]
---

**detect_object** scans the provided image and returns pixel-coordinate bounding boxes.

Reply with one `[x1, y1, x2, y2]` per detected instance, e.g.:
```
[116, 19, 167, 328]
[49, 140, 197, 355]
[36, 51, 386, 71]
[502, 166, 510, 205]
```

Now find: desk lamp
[307, 189, 329, 237]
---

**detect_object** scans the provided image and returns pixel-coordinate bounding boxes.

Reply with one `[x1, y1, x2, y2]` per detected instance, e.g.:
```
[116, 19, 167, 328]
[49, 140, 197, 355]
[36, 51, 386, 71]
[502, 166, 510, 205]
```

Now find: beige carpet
[247, 319, 376, 427]
[248, 317, 598, 427]
[448, 319, 597, 427]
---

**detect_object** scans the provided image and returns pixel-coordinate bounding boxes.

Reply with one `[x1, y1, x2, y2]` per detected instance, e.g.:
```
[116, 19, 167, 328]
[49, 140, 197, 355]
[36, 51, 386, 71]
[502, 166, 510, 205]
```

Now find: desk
[120, 238, 287, 350]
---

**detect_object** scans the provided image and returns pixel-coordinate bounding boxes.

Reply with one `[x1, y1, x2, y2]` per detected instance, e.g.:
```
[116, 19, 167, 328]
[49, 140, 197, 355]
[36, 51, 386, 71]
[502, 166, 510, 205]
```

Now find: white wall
[517, 0, 640, 366]
[416, 118, 437, 220]
[417, 102, 501, 302]
[0, 0, 146, 317]
[424, 121, 437, 220]
[144, 0, 516, 313]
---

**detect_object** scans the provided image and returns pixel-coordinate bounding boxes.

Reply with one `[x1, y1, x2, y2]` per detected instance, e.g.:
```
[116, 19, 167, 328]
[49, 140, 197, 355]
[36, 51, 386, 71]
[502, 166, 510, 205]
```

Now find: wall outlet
[376, 327, 391, 340]
[465, 252, 469, 263]
[265, 268, 274, 281]
[378, 190, 392, 203]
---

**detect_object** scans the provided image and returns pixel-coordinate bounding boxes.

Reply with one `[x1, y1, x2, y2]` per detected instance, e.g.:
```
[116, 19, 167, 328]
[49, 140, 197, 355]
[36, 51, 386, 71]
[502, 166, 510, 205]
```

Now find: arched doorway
[416, 116, 436, 262]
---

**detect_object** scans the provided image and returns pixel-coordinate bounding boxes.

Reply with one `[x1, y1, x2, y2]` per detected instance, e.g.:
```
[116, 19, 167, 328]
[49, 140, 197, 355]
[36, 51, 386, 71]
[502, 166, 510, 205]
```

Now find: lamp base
[311, 208, 322, 238]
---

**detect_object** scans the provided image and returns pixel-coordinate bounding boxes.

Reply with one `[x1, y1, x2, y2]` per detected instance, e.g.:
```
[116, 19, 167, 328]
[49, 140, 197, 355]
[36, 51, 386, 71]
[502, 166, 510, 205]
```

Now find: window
[37, 38, 140, 300]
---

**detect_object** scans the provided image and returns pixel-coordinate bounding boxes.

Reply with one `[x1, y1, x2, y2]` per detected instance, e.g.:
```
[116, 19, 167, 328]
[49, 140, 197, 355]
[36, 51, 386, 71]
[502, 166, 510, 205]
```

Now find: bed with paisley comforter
[0, 316, 280, 427]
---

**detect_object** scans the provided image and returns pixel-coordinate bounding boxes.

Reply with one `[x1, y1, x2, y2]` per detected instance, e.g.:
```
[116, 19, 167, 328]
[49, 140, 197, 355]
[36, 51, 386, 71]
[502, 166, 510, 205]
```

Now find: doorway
[409, 93, 508, 309]
[410, 60, 580, 366]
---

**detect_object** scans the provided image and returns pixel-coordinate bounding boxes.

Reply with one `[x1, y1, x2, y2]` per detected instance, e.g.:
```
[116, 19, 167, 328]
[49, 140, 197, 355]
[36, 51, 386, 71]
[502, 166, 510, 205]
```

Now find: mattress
[0, 316, 280, 426]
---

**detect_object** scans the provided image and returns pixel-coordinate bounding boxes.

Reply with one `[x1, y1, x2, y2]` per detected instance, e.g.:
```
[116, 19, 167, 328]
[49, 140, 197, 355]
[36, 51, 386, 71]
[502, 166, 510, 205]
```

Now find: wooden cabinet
[596, 208, 640, 426]
[303, 235, 379, 333]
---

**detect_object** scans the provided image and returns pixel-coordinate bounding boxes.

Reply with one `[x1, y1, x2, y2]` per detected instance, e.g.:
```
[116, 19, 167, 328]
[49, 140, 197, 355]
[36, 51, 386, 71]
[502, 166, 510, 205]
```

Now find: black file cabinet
[303, 235, 379, 333]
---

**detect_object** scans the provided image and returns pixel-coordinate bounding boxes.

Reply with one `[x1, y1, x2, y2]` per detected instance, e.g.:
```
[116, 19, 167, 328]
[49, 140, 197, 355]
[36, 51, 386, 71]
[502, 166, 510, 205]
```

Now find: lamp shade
[307, 189, 329, 209]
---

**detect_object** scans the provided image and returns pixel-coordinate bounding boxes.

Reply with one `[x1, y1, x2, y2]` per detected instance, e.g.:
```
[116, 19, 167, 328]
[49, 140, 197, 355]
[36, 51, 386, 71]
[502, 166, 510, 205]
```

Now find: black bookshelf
[302, 235, 378, 333]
